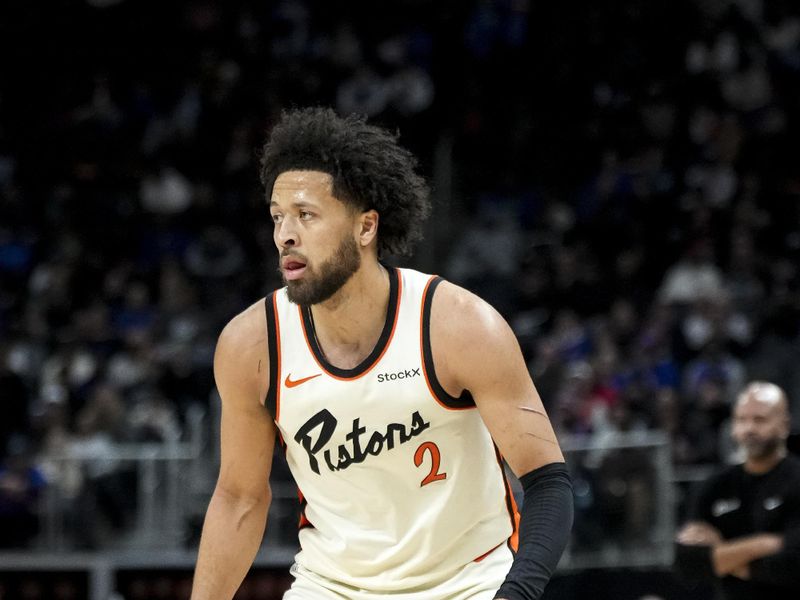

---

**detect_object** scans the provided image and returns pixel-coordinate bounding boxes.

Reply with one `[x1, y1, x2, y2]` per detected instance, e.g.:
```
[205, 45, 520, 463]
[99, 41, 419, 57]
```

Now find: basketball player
[190, 108, 573, 600]
[675, 381, 800, 599]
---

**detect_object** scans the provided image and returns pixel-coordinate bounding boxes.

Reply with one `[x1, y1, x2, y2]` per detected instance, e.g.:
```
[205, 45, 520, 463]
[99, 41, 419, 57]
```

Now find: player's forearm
[711, 534, 783, 577]
[191, 488, 270, 600]
[494, 463, 572, 600]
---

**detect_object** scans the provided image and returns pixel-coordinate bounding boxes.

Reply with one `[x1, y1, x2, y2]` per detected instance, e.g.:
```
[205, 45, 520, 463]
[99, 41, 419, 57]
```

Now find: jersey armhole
[421, 276, 476, 410]
[263, 292, 280, 421]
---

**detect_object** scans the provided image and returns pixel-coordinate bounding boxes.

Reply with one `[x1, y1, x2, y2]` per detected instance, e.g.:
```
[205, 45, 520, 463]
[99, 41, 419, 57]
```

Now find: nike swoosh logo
[285, 373, 322, 388]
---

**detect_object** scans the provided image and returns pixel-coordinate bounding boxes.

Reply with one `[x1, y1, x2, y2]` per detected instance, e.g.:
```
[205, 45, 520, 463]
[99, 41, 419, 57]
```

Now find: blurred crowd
[446, 0, 800, 460]
[1, 0, 799, 550]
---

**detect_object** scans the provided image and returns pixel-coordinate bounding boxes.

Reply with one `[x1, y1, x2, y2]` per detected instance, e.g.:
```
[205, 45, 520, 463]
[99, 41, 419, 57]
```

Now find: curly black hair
[260, 107, 431, 257]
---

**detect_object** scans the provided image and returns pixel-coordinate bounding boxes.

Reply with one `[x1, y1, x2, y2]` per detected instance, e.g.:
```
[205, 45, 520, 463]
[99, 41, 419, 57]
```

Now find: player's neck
[744, 448, 786, 475]
[308, 261, 390, 368]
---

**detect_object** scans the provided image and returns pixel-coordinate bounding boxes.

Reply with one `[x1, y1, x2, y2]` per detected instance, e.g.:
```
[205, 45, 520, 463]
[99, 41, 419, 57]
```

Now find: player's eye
[299, 210, 313, 220]
[271, 213, 283, 224]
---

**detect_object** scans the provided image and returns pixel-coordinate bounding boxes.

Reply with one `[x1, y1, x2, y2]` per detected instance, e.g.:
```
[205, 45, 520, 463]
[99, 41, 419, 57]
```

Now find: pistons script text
[293, 409, 430, 474]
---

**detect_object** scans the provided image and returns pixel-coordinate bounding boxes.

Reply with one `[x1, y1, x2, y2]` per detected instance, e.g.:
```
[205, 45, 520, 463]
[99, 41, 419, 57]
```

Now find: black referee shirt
[684, 454, 800, 600]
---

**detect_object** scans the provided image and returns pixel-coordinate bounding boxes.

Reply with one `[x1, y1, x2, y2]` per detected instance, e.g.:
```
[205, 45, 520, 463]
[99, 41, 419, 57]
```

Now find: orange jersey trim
[473, 542, 503, 563]
[273, 293, 283, 423]
[298, 272, 402, 381]
[297, 487, 313, 530]
[494, 445, 520, 552]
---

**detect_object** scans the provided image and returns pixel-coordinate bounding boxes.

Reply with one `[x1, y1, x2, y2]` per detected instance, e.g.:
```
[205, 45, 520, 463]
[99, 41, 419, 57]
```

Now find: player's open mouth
[282, 258, 307, 280]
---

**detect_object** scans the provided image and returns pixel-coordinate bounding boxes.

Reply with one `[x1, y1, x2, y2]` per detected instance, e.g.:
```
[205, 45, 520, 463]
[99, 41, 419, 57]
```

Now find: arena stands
[1, 0, 799, 598]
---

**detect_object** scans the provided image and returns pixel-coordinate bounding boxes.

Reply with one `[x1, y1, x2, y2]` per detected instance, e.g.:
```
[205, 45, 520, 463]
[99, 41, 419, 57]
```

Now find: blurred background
[1, 0, 800, 598]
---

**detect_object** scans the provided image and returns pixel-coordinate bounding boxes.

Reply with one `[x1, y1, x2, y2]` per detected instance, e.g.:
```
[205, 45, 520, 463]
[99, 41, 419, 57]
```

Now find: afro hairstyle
[260, 107, 431, 257]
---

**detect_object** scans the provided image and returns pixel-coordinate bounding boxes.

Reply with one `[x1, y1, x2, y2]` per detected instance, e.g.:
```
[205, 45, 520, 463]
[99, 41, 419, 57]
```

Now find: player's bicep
[434, 284, 563, 476]
[217, 393, 275, 500]
[213, 311, 275, 502]
[469, 331, 564, 477]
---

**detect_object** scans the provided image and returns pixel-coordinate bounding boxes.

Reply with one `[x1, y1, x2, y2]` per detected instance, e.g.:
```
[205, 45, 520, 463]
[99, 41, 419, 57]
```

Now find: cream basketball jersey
[263, 267, 519, 593]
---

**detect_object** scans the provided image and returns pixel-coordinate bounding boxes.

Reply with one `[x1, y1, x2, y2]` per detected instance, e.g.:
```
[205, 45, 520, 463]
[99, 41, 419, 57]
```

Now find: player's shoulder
[212, 296, 272, 407]
[214, 297, 270, 388]
[428, 277, 514, 348]
[217, 297, 268, 351]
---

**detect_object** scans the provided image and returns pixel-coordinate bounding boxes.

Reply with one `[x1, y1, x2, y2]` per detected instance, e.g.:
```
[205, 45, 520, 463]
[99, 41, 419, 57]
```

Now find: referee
[674, 381, 800, 599]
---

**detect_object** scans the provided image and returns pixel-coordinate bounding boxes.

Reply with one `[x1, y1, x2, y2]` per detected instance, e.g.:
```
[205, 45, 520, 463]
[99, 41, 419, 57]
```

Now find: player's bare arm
[430, 280, 571, 600]
[191, 300, 276, 600]
[429, 280, 564, 474]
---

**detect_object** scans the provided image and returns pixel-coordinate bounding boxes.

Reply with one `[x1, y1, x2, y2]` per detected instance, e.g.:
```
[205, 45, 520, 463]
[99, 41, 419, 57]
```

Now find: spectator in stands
[66, 383, 135, 548]
[0, 434, 46, 548]
[675, 381, 800, 599]
[2, 0, 800, 558]
[0, 343, 30, 461]
[658, 239, 725, 306]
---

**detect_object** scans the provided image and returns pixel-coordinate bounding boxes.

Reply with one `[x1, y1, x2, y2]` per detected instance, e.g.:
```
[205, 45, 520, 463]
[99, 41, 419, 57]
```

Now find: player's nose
[276, 218, 299, 248]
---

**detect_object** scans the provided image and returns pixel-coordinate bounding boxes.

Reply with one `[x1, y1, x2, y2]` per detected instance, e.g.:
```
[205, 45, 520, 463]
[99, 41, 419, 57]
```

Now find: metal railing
[558, 430, 676, 570]
[33, 403, 210, 552]
[39, 442, 199, 550]
[2, 420, 700, 599]
[26, 427, 681, 561]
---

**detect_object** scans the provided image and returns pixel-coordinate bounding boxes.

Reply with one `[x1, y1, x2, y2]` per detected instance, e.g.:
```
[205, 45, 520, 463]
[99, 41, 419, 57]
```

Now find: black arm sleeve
[494, 462, 573, 600]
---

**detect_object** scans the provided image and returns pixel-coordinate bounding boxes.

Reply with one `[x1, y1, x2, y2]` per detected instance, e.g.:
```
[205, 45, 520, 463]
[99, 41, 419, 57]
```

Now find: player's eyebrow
[269, 200, 319, 210]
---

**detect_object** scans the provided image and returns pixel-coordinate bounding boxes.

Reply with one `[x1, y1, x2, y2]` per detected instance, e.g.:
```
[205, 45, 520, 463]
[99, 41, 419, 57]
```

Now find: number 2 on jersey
[414, 441, 447, 486]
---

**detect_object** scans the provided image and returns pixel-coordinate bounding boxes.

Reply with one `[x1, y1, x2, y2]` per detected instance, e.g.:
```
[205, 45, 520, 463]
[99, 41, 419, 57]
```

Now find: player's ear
[358, 209, 379, 247]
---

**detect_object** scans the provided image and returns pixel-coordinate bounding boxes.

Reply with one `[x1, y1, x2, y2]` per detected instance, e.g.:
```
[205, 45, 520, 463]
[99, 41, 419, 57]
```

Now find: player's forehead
[271, 170, 335, 203]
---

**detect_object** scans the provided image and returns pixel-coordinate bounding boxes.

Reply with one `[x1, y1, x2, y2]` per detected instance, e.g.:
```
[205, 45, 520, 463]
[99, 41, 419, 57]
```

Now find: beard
[739, 435, 783, 461]
[282, 236, 361, 306]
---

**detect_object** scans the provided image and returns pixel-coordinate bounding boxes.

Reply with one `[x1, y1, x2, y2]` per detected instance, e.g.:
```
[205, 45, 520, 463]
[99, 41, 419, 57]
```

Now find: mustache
[280, 250, 306, 260]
